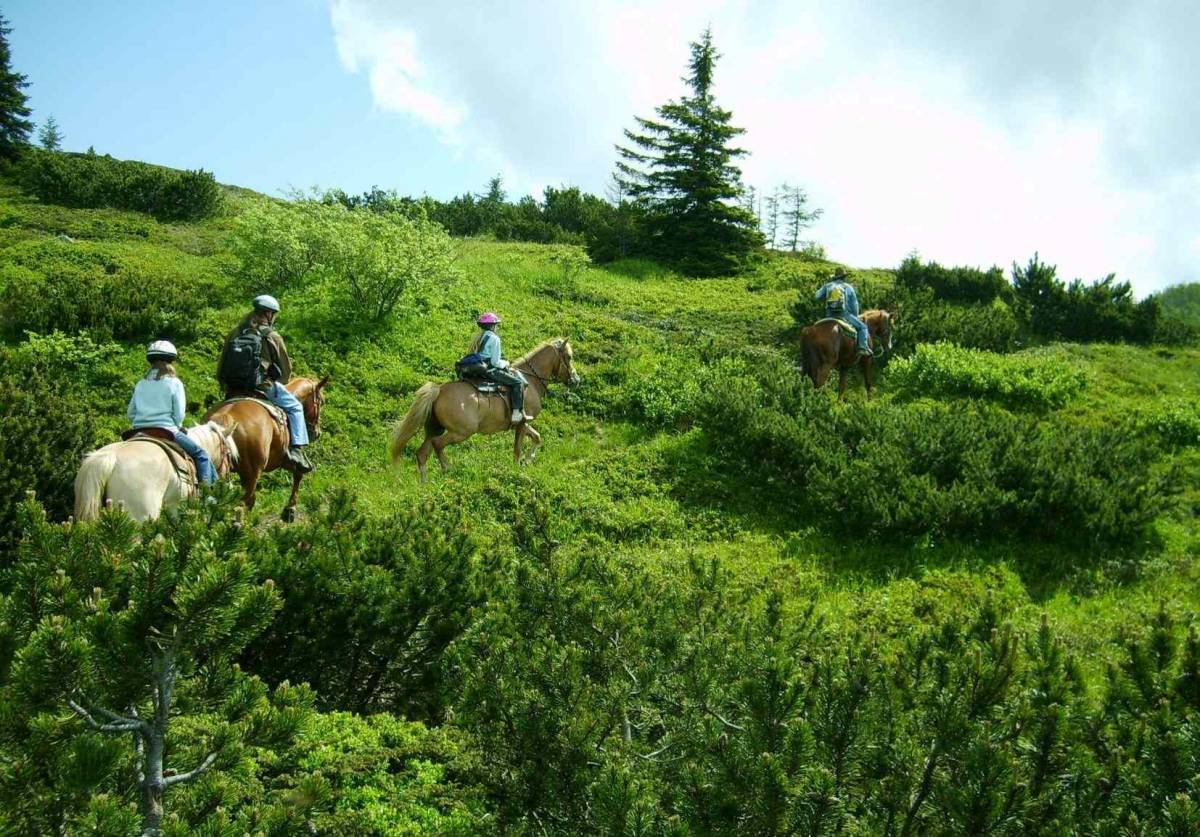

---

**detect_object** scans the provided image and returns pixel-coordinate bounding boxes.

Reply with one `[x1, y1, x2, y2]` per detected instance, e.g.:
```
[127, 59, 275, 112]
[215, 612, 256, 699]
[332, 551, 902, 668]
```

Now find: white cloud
[328, 0, 1199, 293]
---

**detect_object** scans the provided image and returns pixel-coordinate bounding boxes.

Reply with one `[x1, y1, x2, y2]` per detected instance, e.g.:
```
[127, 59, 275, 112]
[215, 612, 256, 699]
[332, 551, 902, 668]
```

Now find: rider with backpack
[815, 269, 872, 357]
[217, 294, 313, 473]
[464, 312, 529, 425]
[128, 340, 216, 484]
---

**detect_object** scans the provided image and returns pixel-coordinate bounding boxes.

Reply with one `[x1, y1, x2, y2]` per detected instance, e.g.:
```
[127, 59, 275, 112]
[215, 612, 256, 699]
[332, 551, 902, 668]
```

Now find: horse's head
[866, 310, 896, 354]
[555, 338, 580, 387]
[296, 375, 330, 441]
[203, 420, 239, 476]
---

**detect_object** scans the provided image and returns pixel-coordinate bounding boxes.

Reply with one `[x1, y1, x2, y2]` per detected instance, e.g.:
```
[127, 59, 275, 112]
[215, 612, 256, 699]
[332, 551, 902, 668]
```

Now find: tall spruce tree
[0, 13, 32, 160]
[616, 28, 762, 276]
[37, 113, 61, 150]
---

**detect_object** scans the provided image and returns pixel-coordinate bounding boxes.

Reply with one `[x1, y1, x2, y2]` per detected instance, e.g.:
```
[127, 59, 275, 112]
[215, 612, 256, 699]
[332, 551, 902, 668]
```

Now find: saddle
[816, 317, 857, 339]
[121, 429, 198, 493]
[220, 394, 287, 428]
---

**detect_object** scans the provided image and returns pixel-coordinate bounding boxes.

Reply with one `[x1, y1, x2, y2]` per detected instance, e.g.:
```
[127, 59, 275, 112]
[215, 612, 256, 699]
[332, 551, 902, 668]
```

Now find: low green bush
[1140, 398, 1200, 448]
[888, 343, 1087, 409]
[693, 357, 1168, 544]
[0, 347, 95, 559]
[894, 295, 1024, 353]
[0, 237, 235, 340]
[896, 253, 1012, 304]
[16, 149, 222, 221]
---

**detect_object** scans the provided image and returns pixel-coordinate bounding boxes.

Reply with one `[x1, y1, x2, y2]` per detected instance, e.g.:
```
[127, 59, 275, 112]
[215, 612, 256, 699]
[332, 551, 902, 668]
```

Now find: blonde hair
[151, 360, 177, 380]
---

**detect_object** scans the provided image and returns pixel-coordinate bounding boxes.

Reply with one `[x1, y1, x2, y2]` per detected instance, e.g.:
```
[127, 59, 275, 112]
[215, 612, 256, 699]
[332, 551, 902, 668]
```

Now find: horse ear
[317, 375, 330, 391]
[889, 310, 899, 324]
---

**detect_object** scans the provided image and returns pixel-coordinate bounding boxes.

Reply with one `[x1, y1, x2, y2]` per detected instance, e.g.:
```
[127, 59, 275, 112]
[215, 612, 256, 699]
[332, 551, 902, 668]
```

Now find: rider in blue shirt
[127, 340, 217, 484]
[815, 270, 872, 357]
[471, 312, 529, 424]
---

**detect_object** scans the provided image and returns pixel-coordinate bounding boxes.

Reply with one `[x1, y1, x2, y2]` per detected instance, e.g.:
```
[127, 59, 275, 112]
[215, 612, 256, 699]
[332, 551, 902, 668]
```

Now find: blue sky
[8, 1, 1200, 293]
[7, 0, 495, 197]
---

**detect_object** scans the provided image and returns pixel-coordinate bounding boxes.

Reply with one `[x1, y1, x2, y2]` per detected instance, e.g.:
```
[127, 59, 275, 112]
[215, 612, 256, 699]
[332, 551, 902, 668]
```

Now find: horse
[800, 309, 896, 401]
[74, 421, 239, 522]
[389, 338, 579, 482]
[204, 376, 329, 522]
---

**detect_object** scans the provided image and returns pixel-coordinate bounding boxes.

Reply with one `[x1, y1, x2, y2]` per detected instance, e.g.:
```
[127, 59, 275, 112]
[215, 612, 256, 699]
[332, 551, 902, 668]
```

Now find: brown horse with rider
[800, 309, 896, 400]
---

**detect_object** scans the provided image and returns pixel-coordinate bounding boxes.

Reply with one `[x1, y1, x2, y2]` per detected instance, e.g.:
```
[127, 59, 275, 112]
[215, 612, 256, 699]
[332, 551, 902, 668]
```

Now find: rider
[815, 269, 872, 357]
[127, 340, 216, 484]
[470, 312, 529, 424]
[217, 294, 313, 473]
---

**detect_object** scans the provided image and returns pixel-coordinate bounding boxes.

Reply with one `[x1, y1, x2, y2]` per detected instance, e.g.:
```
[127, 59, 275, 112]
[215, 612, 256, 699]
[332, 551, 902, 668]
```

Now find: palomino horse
[74, 421, 238, 522]
[389, 338, 579, 482]
[204, 376, 329, 522]
[800, 309, 896, 401]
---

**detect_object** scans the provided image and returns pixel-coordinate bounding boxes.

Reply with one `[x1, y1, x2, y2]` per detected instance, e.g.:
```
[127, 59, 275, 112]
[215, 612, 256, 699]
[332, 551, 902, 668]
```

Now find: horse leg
[513, 425, 524, 466]
[282, 470, 303, 523]
[241, 471, 259, 510]
[838, 367, 849, 402]
[863, 357, 873, 400]
[431, 431, 468, 473]
[815, 363, 832, 389]
[415, 433, 434, 483]
[523, 424, 542, 463]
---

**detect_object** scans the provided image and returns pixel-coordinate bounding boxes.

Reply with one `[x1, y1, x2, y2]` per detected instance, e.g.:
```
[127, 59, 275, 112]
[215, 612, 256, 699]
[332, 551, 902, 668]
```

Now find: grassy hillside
[3, 170, 1200, 831]
[1, 174, 1196, 659]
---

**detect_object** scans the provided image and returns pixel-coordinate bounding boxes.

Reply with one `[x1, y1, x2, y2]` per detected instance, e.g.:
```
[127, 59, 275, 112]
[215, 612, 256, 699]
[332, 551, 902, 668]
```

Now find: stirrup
[287, 447, 314, 473]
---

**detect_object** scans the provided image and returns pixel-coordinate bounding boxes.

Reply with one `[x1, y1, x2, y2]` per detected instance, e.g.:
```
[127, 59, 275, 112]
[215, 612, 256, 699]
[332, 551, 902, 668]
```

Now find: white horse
[74, 422, 238, 522]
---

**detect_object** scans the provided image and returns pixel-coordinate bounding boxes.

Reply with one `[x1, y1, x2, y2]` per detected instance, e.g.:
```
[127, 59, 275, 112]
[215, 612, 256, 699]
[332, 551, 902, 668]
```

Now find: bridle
[517, 341, 575, 388]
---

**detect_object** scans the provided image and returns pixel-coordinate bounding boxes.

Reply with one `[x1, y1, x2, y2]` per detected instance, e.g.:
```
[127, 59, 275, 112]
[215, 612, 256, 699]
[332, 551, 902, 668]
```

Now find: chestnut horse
[800, 310, 896, 401]
[389, 338, 578, 482]
[204, 376, 328, 521]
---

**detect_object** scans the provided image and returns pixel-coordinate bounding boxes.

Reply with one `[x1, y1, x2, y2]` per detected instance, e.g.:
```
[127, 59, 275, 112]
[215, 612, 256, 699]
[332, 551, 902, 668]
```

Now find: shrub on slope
[888, 343, 1087, 410]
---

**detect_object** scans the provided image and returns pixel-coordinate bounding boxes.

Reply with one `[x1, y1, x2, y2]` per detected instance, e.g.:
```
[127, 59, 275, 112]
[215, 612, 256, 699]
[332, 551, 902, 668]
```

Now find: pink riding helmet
[477, 312, 501, 325]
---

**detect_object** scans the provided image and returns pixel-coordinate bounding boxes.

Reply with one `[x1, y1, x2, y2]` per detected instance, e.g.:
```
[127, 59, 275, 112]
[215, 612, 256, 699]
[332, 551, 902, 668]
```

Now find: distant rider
[470, 312, 529, 424]
[217, 294, 313, 473]
[127, 340, 216, 484]
[815, 269, 872, 357]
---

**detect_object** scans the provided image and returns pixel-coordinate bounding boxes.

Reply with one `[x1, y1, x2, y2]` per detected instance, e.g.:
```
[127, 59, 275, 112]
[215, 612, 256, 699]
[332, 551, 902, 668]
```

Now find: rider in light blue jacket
[815, 269, 872, 357]
[127, 340, 217, 483]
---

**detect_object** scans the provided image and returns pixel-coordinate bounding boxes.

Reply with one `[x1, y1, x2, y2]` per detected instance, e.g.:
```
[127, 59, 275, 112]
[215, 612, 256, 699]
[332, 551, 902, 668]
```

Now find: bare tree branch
[68, 700, 145, 734]
[163, 751, 218, 787]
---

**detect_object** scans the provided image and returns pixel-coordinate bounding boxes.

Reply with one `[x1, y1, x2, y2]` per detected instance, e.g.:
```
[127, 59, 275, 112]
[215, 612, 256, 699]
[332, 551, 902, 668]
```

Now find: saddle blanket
[816, 317, 856, 337]
[122, 431, 197, 490]
[464, 378, 505, 395]
[220, 396, 287, 427]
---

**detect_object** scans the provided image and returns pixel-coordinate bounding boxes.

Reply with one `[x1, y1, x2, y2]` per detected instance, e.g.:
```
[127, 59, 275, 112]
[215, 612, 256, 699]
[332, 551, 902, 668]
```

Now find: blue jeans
[830, 308, 870, 352]
[265, 382, 308, 446]
[173, 429, 217, 485]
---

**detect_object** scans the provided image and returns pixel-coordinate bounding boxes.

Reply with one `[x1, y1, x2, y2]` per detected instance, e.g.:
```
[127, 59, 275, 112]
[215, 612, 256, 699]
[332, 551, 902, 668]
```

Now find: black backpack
[220, 326, 269, 390]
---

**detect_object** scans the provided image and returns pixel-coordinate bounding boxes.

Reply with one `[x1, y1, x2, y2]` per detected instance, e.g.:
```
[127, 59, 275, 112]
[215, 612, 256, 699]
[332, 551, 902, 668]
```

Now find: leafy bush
[888, 343, 1087, 410]
[1140, 398, 1200, 448]
[693, 356, 1169, 544]
[896, 253, 1012, 304]
[0, 237, 233, 340]
[242, 490, 489, 720]
[16, 149, 222, 221]
[0, 347, 95, 558]
[228, 198, 328, 291]
[893, 295, 1024, 353]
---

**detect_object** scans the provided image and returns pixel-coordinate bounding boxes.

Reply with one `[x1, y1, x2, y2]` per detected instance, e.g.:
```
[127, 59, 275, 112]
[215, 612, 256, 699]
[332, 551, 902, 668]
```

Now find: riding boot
[287, 446, 314, 474]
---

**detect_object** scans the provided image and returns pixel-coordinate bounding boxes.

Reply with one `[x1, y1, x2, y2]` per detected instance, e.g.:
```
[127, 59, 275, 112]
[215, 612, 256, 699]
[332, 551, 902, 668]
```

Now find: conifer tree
[780, 183, 822, 252]
[0, 13, 32, 160]
[616, 28, 763, 276]
[37, 113, 61, 151]
[0, 494, 307, 836]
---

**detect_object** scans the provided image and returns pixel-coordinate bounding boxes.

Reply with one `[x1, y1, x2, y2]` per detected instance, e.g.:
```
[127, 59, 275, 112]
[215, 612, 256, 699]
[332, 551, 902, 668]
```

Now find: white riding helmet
[146, 340, 178, 361]
[253, 294, 281, 313]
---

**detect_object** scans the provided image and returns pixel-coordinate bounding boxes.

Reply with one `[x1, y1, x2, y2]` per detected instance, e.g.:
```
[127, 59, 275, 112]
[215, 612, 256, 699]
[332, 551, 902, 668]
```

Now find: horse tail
[390, 382, 441, 465]
[800, 329, 821, 385]
[74, 448, 118, 522]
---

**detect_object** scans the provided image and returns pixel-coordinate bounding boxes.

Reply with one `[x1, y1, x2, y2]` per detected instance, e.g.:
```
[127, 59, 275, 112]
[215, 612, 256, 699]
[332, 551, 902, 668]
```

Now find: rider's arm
[268, 331, 291, 383]
[846, 286, 860, 316]
[814, 283, 828, 302]
[171, 378, 186, 428]
[481, 331, 505, 368]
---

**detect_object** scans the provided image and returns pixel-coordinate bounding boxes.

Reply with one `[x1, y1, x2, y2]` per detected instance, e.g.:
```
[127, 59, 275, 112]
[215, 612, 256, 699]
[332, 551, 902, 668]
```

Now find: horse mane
[189, 421, 240, 466]
[517, 338, 566, 365]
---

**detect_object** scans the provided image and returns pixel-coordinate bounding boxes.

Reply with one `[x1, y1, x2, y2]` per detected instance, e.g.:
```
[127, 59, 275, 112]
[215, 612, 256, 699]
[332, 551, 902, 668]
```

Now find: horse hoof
[282, 507, 296, 523]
